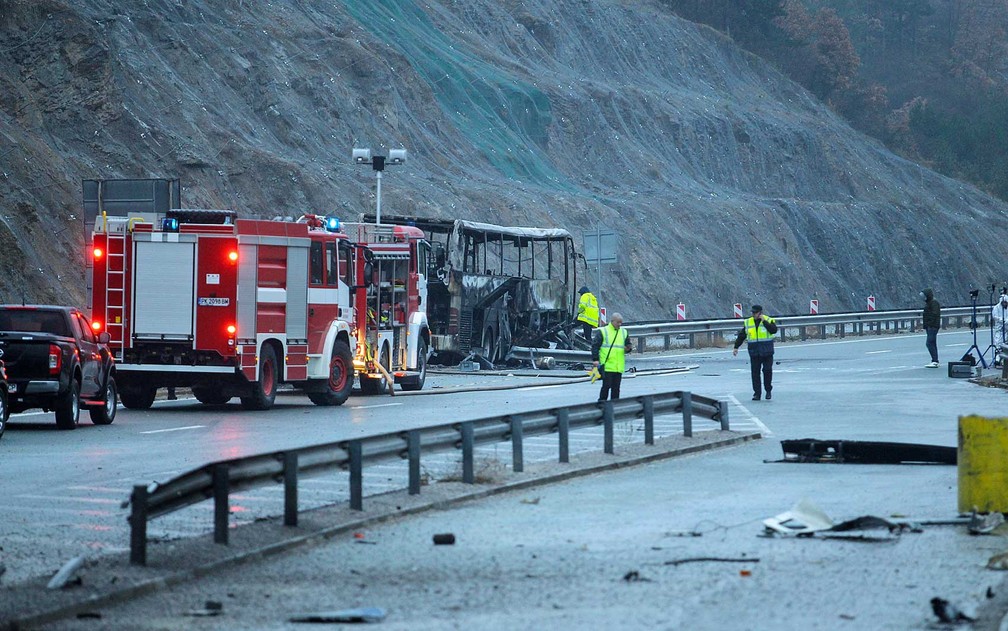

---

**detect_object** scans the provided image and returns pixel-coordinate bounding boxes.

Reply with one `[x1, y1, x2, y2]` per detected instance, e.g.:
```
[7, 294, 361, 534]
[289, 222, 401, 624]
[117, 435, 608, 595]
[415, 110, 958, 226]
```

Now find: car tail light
[48, 344, 61, 376]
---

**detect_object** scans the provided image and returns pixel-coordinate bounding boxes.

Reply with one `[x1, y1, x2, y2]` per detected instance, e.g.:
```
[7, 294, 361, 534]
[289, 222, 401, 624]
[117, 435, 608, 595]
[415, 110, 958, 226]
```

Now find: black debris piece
[664, 557, 759, 566]
[777, 439, 956, 465]
[433, 533, 456, 545]
[930, 597, 975, 623]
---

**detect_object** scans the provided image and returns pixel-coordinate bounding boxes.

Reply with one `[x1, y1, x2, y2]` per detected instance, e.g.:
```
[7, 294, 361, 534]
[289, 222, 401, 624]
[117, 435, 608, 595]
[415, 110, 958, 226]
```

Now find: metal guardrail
[126, 390, 729, 565]
[623, 306, 982, 351]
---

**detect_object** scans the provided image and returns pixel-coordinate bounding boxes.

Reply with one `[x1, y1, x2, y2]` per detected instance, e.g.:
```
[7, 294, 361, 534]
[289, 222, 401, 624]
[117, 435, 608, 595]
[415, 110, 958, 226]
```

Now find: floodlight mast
[353, 147, 407, 225]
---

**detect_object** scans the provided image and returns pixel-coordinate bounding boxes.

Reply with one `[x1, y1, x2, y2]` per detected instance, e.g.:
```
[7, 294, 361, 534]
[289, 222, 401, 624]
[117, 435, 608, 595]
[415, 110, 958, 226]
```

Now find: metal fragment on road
[46, 555, 85, 590]
[290, 607, 387, 623]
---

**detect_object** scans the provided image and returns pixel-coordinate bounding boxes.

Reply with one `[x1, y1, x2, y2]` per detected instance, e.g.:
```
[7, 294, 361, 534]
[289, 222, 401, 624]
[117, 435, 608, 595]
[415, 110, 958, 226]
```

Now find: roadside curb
[3, 430, 760, 629]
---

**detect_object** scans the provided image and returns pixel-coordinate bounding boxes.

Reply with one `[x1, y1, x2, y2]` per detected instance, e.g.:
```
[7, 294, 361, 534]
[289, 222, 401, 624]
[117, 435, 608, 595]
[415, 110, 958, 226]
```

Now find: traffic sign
[599, 307, 607, 324]
[733, 303, 743, 318]
[676, 303, 686, 321]
[810, 299, 819, 315]
[867, 295, 876, 311]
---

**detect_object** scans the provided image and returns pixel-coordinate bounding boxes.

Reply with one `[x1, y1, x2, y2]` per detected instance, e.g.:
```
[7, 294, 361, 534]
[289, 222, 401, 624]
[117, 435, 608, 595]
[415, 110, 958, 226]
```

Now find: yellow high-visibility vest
[599, 324, 627, 372]
[744, 316, 776, 342]
[578, 292, 599, 327]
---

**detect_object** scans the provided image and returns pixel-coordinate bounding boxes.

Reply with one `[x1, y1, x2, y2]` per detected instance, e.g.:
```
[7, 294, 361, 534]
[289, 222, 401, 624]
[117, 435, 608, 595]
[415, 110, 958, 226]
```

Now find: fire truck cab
[90, 208, 430, 410]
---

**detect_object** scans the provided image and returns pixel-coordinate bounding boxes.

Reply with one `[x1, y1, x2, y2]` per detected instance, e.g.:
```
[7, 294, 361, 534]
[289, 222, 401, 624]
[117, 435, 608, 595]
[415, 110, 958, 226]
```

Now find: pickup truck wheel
[119, 384, 156, 410]
[193, 386, 231, 405]
[55, 379, 80, 430]
[241, 344, 278, 411]
[89, 376, 118, 425]
[308, 339, 354, 406]
[400, 339, 427, 392]
[0, 389, 7, 440]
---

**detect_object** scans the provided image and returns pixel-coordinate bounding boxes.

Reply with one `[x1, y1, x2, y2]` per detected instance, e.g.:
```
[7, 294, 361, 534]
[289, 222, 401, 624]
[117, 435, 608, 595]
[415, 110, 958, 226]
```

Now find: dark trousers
[750, 354, 773, 398]
[925, 327, 939, 362]
[598, 370, 623, 401]
[580, 321, 594, 341]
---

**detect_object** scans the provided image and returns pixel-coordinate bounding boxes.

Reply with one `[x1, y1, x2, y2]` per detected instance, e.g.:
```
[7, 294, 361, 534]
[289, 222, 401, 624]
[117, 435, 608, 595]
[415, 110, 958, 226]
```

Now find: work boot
[765, 391, 772, 400]
[752, 393, 760, 401]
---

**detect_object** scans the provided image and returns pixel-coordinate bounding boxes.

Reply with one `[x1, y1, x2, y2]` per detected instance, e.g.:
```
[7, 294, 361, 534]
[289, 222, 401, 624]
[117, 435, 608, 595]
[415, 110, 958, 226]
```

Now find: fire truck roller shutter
[236, 243, 257, 340]
[286, 244, 308, 339]
[132, 239, 196, 340]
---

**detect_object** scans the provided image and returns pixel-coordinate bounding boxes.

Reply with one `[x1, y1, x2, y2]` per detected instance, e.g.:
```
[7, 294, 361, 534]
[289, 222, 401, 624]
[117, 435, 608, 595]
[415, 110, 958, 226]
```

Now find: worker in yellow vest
[576, 286, 600, 341]
[592, 312, 633, 401]
[732, 305, 778, 401]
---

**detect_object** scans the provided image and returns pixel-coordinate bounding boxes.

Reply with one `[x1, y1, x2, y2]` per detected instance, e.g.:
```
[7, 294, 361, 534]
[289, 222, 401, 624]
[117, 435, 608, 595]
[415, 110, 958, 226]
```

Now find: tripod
[967, 292, 989, 368]
[983, 284, 999, 365]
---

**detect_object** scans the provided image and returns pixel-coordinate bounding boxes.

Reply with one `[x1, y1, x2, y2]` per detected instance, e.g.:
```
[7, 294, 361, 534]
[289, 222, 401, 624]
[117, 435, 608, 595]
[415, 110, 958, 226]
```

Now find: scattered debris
[968, 511, 1005, 535]
[762, 500, 911, 541]
[76, 612, 102, 620]
[664, 557, 759, 566]
[622, 570, 652, 582]
[776, 439, 956, 465]
[520, 497, 541, 505]
[47, 555, 85, 590]
[433, 533, 456, 545]
[986, 551, 1008, 570]
[186, 601, 223, 617]
[987, 587, 996, 599]
[930, 597, 975, 624]
[291, 607, 387, 624]
[739, 569, 752, 577]
[665, 530, 703, 538]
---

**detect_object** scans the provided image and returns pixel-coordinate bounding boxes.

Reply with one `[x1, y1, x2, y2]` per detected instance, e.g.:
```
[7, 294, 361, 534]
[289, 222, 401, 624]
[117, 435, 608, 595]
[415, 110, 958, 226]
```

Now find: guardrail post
[800, 326, 807, 341]
[663, 334, 671, 351]
[819, 324, 826, 339]
[213, 464, 229, 545]
[557, 408, 570, 463]
[510, 417, 524, 472]
[603, 401, 614, 454]
[129, 484, 148, 566]
[688, 333, 695, 348]
[642, 396, 654, 445]
[682, 391, 693, 438]
[283, 452, 298, 527]
[461, 422, 474, 484]
[717, 400, 730, 431]
[349, 441, 363, 510]
[408, 430, 421, 495]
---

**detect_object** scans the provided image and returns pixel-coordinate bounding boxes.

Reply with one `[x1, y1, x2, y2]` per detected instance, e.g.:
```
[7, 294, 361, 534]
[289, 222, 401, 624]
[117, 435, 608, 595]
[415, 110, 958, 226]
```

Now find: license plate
[197, 297, 230, 307]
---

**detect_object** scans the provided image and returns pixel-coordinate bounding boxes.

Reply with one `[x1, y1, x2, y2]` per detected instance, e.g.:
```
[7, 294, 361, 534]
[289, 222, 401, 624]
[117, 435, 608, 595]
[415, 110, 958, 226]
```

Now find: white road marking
[140, 425, 205, 434]
[16, 494, 121, 504]
[866, 350, 892, 354]
[726, 394, 772, 437]
[522, 384, 564, 391]
[350, 402, 404, 409]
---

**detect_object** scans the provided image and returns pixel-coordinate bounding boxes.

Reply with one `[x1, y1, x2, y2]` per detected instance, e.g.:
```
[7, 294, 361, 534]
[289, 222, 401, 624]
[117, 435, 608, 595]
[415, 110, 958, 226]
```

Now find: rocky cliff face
[1, 0, 1004, 317]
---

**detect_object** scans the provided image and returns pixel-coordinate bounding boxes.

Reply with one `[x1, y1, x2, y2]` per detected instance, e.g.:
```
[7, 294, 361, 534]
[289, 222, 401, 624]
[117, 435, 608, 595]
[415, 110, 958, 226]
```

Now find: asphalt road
[6, 329, 1008, 629]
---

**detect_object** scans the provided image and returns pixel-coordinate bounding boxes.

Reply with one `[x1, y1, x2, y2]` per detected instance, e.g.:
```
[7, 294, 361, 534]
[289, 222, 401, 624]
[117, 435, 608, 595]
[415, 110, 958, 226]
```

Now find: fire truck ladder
[103, 221, 128, 348]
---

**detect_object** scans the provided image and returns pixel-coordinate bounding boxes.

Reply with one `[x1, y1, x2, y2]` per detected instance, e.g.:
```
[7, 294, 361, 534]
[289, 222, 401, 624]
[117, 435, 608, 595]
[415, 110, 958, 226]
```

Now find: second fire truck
[89, 208, 431, 409]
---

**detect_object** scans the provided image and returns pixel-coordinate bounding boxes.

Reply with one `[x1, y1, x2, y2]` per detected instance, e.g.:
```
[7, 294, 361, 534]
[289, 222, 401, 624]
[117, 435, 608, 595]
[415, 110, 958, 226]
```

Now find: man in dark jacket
[733, 305, 779, 400]
[921, 288, 941, 367]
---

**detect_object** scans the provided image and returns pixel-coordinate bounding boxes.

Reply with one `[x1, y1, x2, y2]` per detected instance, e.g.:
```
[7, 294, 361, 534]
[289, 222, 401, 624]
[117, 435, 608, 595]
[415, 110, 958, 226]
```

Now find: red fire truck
[89, 208, 430, 410]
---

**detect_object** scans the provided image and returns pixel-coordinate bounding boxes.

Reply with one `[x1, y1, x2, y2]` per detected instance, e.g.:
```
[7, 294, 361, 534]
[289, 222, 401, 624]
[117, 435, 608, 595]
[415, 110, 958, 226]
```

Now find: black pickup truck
[0, 306, 117, 429]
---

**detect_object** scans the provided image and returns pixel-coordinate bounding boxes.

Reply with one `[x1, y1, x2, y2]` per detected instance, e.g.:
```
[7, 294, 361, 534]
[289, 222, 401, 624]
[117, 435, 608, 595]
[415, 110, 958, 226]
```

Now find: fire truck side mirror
[363, 262, 374, 287]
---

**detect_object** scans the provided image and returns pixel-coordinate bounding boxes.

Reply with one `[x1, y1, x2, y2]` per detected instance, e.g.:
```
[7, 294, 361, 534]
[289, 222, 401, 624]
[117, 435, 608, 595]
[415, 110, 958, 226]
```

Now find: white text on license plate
[198, 297, 230, 307]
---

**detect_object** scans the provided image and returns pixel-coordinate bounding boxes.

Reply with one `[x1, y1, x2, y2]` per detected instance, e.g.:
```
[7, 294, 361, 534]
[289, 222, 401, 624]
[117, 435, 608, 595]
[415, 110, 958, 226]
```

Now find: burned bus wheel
[481, 327, 497, 363]
[241, 344, 278, 411]
[308, 339, 353, 406]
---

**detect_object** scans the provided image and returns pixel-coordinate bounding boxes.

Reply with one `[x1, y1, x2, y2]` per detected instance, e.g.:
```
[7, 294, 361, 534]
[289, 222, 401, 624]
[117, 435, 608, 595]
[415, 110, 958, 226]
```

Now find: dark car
[0, 360, 8, 439]
[0, 305, 117, 429]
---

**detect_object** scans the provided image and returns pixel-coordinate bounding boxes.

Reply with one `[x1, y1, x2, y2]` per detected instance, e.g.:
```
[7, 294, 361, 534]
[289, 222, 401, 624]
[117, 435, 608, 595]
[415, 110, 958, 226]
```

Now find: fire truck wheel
[119, 384, 157, 410]
[360, 344, 391, 395]
[193, 387, 231, 405]
[55, 378, 81, 430]
[400, 339, 427, 391]
[241, 344, 279, 411]
[89, 376, 118, 425]
[308, 339, 353, 406]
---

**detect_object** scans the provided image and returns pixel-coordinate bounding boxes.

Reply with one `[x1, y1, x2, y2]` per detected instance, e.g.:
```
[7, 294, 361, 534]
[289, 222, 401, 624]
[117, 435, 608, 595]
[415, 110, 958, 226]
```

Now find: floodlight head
[387, 148, 407, 166]
[352, 147, 372, 165]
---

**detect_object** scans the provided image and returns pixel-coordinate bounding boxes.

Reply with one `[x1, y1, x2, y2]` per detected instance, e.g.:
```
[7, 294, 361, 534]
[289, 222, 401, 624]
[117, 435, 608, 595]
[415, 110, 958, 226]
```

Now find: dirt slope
[0, 0, 1004, 317]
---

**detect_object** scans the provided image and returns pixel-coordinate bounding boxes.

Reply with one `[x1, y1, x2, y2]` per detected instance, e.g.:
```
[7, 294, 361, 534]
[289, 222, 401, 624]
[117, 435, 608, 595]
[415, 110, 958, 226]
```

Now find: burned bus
[363, 216, 579, 363]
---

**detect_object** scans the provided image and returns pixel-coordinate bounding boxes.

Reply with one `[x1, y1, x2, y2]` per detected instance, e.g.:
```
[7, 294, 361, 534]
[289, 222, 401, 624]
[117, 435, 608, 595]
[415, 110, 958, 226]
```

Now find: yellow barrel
[959, 415, 1008, 513]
